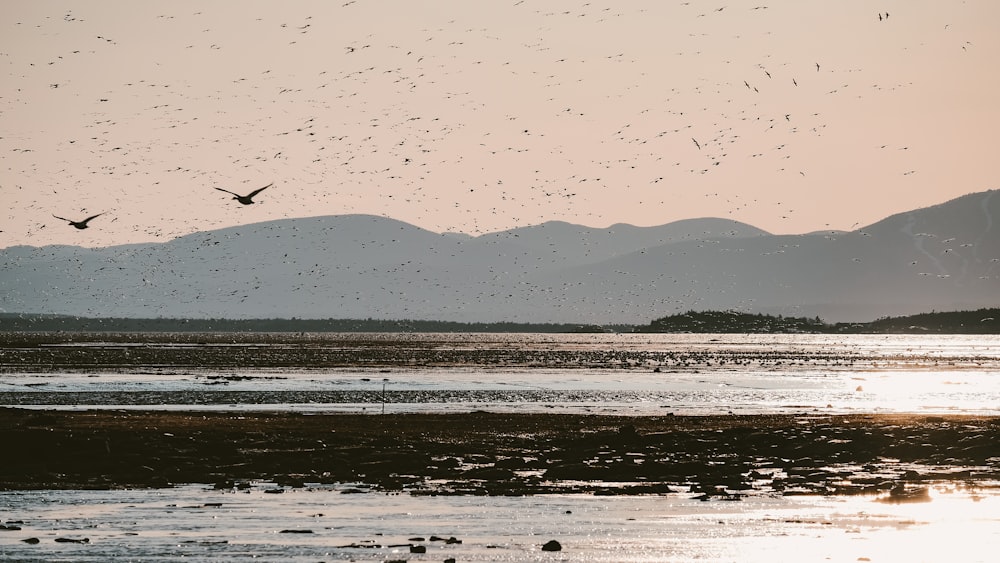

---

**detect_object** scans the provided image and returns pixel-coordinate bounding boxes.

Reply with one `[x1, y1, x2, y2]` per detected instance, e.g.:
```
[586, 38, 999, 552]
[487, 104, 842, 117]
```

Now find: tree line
[1, 309, 997, 333]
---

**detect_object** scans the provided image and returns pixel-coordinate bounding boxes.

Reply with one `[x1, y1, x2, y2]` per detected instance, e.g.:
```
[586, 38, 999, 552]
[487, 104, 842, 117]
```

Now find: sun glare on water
[846, 367, 1000, 414]
[708, 484, 1000, 563]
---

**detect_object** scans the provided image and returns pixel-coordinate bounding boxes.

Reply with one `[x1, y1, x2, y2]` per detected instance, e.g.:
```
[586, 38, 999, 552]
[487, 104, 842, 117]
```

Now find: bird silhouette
[215, 183, 273, 205]
[53, 213, 104, 229]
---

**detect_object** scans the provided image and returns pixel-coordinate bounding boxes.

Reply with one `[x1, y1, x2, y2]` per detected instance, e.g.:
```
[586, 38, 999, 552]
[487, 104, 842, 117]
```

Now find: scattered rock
[878, 484, 931, 504]
[542, 539, 562, 551]
[338, 541, 382, 549]
[21, 537, 40, 544]
[54, 537, 90, 543]
[409, 544, 426, 553]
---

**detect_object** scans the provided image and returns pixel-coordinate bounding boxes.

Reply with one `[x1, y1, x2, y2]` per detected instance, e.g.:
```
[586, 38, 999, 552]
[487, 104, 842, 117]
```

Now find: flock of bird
[4, 1, 988, 248]
[3, 2, 996, 324]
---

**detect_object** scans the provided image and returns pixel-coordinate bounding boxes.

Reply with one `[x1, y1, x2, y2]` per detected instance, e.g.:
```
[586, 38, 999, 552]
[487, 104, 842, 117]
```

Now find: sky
[2, 0, 999, 248]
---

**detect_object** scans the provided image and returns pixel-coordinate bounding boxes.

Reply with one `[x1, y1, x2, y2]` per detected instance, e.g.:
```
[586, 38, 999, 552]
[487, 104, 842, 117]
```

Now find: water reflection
[4, 333, 1000, 415]
[2, 482, 998, 562]
[2, 334, 999, 560]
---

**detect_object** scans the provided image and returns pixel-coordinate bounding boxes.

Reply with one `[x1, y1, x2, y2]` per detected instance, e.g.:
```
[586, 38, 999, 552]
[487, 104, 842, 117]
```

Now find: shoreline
[3, 408, 998, 496]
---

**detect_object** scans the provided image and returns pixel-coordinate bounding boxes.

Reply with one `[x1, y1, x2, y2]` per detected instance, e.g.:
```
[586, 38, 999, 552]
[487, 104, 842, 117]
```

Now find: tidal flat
[2, 331, 999, 561]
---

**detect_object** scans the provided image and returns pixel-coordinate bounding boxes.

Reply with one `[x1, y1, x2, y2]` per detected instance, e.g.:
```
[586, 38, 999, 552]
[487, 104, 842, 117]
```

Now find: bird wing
[247, 183, 273, 198]
[52, 214, 71, 222]
[82, 213, 103, 223]
[215, 187, 239, 197]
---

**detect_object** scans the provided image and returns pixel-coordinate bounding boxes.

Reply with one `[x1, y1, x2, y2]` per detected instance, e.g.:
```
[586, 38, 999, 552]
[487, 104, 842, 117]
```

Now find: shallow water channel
[3, 481, 999, 562]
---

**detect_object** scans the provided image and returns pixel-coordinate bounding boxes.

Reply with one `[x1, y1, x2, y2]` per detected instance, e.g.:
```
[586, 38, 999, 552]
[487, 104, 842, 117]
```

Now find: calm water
[3, 333, 999, 415]
[2, 333, 999, 561]
[3, 482, 999, 562]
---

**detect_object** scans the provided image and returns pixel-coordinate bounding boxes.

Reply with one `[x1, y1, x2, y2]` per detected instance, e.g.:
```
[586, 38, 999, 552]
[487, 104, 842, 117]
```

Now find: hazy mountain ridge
[2, 191, 997, 324]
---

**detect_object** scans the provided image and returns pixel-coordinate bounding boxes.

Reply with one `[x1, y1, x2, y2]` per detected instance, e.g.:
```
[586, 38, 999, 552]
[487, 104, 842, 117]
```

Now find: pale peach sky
[2, 0, 998, 247]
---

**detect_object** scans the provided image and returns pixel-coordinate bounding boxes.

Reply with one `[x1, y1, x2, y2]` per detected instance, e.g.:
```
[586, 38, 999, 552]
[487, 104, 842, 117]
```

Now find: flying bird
[53, 212, 104, 229]
[215, 183, 273, 205]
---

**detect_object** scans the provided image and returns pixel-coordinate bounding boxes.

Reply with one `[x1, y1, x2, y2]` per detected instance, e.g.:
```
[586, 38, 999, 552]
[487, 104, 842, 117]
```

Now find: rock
[409, 544, 426, 553]
[878, 484, 931, 504]
[22, 537, 40, 544]
[542, 539, 562, 551]
[278, 529, 313, 533]
[275, 475, 306, 488]
[54, 537, 90, 543]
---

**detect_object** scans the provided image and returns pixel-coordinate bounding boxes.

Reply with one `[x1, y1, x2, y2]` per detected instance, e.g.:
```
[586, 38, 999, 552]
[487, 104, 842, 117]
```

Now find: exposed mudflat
[3, 408, 997, 498]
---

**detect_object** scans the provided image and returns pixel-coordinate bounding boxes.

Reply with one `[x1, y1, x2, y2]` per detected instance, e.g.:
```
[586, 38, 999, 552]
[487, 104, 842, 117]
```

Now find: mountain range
[2, 190, 998, 324]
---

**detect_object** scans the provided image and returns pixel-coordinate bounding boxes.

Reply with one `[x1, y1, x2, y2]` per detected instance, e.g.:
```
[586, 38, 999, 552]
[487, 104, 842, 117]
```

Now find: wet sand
[2, 408, 997, 497]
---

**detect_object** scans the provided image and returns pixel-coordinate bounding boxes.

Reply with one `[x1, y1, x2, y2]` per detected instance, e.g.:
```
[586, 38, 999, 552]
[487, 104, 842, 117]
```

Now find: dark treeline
[859, 308, 1000, 334]
[0, 314, 629, 334]
[1, 309, 998, 334]
[637, 310, 828, 333]
[636, 309, 1000, 334]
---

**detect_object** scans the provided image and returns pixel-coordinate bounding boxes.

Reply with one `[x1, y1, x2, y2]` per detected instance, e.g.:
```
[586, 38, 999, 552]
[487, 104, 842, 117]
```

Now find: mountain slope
[2, 191, 997, 324]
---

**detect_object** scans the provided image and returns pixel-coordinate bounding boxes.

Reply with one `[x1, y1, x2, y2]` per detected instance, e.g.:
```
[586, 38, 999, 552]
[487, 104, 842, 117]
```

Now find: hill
[1, 190, 997, 324]
[636, 308, 1000, 334]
